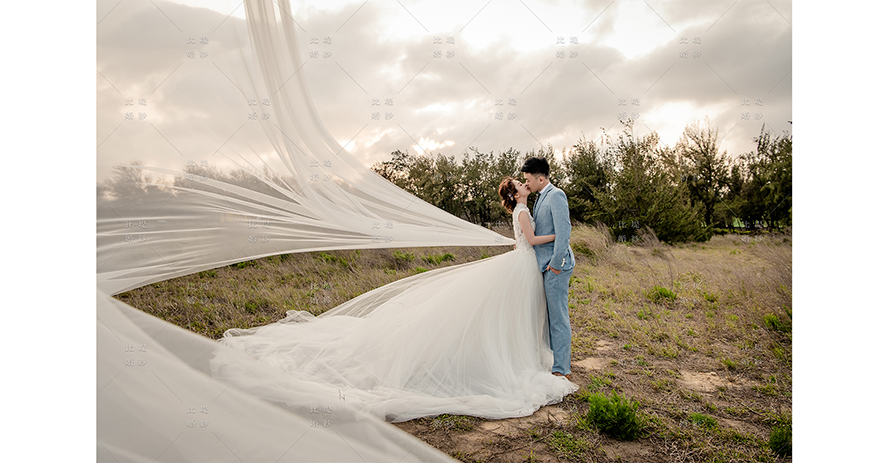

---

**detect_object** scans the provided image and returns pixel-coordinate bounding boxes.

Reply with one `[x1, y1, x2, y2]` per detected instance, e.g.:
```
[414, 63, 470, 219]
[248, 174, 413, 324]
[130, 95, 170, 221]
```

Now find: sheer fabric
[97, 288, 455, 462]
[97, 0, 516, 460]
[210, 201, 578, 423]
[96, 0, 512, 296]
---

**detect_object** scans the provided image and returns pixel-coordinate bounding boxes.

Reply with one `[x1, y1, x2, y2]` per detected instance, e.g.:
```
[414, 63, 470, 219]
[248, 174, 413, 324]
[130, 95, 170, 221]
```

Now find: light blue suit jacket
[533, 183, 575, 273]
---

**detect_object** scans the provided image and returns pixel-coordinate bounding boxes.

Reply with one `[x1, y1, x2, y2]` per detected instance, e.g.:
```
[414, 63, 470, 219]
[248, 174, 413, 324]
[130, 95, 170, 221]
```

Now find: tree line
[371, 118, 791, 244]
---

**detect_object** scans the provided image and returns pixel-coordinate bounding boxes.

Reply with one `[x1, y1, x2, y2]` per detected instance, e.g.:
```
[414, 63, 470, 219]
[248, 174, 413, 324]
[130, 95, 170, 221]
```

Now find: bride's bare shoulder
[514, 205, 530, 220]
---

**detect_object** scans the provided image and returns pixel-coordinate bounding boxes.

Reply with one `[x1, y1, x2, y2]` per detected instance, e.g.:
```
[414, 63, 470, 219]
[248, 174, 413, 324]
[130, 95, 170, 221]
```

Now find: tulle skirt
[208, 248, 578, 422]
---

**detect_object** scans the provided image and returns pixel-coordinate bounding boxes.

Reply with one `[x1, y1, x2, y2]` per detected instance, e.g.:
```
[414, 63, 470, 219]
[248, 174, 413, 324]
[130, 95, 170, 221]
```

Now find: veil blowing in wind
[97, 0, 509, 461]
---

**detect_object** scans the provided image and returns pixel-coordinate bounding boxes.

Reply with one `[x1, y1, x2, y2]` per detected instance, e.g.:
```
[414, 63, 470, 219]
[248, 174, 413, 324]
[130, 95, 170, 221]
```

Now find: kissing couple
[210, 156, 579, 422]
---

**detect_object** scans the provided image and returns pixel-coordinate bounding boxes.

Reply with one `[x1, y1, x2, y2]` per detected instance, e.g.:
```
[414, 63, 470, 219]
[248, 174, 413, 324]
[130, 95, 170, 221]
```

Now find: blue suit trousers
[543, 267, 572, 375]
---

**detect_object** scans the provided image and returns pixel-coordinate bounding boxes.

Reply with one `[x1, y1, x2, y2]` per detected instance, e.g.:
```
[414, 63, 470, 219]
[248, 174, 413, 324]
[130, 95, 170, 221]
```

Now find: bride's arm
[517, 210, 555, 245]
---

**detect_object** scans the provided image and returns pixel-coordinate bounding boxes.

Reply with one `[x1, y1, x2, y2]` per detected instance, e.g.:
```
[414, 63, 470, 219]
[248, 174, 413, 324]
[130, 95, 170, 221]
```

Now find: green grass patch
[229, 260, 257, 269]
[583, 391, 645, 441]
[770, 343, 788, 362]
[545, 430, 589, 461]
[422, 252, 455, 265]
[574, 242, 594, 257]
[769, 422, 792, 457]
[721, 358, 737, 370]
[585, 375, 613, 392]
[392, 250, 415, 268]
[650, 379, 672, 392]
[688, 413, 718, 430]
[763, 313, 791, 333]
[318, 251, 358, 270]
[423, 414, 477, 432]
[752, 383, 779, 397]
[645, 286, 677, 304]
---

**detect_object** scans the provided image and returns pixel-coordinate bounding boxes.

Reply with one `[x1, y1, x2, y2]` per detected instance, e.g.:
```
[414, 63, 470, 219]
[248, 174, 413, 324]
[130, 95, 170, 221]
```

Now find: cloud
[98, 0, 790, 175]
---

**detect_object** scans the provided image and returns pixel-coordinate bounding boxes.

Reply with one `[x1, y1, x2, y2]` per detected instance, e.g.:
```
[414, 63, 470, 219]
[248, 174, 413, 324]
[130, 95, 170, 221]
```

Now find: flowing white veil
[97, 0, 513, 460]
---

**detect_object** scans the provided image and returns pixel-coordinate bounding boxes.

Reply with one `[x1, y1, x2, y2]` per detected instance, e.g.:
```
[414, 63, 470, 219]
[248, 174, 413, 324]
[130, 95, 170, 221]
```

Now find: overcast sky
[98, 0, 791, 172]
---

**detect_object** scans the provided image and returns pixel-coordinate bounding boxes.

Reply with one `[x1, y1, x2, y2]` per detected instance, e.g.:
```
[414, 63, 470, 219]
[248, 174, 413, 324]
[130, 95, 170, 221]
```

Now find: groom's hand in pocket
[546, 265, 561, 275]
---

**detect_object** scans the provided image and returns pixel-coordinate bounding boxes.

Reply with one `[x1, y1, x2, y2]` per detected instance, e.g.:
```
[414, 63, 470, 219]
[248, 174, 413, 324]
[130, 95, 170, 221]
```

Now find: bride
[208, 176, 579, 423]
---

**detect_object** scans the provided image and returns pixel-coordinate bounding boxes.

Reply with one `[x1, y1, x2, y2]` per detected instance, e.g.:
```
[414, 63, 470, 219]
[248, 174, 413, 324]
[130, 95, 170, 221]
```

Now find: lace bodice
[511, 203, 535, 253]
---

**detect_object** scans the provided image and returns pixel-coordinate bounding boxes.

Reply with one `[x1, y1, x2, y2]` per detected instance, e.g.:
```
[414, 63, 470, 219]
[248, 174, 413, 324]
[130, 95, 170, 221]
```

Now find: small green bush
[392, 250, 415, 268]
[646, 286, 677, 304]
[319, 251, 352, 269]
[574, 243, 593, 257]
[721, 358, 737, 370]
[769, 422, 791, 457]
[763, 313, 791, 333]
[583, 391, 645, 441]
[245, 301, 259, 314]
[244, 298, 270, 314]
[230, 260, 257, 269]
[423, 252, 454, 265]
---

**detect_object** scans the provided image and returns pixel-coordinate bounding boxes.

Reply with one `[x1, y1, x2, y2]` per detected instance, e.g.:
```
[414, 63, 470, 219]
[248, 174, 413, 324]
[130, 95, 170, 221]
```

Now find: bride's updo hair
[498, 176, 519, 213]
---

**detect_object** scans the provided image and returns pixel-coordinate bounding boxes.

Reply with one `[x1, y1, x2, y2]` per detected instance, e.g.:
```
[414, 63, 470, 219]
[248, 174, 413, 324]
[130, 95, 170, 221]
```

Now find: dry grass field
[116, 223, 792, 462]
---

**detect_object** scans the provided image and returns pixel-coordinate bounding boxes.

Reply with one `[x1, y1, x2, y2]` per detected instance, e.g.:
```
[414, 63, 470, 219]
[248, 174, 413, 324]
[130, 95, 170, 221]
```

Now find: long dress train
[208, 202, 578, 422]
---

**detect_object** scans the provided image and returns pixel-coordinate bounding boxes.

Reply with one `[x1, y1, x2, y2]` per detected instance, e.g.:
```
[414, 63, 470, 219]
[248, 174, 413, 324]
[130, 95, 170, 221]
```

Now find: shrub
[769, 422, 791, 457]
[645, 286, 676, 304]
[392, 250, 415, 268]
[245, 301, 259, 314]
[574, 242, 593, 257]
[423, 252, 454, 265]
[230, 260, 256, 269]
[583, 391, 645, 440]
[764, 313, 791, 333]
[721, 358, 737, 370]
[319, 251, 352, 269]
[244, 298, 271, 314]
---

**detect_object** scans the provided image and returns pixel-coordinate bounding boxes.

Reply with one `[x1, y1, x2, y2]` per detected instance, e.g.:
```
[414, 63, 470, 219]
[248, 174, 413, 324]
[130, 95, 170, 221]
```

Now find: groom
[521, 157, 576, 381]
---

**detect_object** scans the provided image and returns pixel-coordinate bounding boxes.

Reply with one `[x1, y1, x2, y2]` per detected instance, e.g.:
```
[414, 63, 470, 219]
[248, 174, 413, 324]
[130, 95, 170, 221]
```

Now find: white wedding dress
[208, 202, 578, 422]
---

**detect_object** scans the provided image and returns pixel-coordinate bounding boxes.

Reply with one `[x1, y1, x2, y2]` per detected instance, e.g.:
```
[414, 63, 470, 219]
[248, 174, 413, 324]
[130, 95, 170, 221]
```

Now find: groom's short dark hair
[520, 157, 549, 178]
